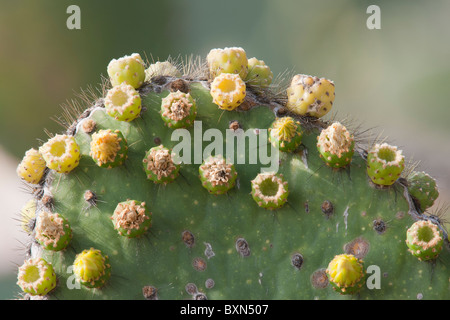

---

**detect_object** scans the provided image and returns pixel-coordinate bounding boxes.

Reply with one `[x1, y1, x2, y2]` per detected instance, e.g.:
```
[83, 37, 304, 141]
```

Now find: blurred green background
[1, 0, 449, 299]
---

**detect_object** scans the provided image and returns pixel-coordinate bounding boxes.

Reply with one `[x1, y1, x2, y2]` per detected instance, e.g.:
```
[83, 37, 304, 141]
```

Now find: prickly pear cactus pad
[15, 47, 450, 300]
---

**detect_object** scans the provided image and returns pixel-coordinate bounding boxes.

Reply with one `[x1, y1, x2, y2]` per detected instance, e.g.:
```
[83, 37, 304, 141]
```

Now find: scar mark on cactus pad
[344, 237, 370, 259]
[142, 286, 158, 300]
[321, 200, 334, 218]
[343, 206, 350, 235]
[204, 242, 215, 259]
[235, 238, 251, 257]
[373, 218, 387, 234]
[310, 269, 329, 289]
[291, 253, 304, 270]
[182, 230, 195, 248]
[185, 283, 198, 295]
[192, 257, 207, 272]
[205, 278, 215, 289]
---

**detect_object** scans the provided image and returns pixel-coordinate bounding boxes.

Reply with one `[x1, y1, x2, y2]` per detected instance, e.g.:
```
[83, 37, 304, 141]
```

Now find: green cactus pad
[406, 220, 443, 261]
[16, 50, 450, 300]
[90, 129, 128, 168]
[251, 172, 289, 210]
[367, 143, 405, 186]
[160, 91, 197, 129]
[35, 211, 72, 251]
[407, 171, 439, 211]
[317, 122, 355, 168]
[107, 53, 145, 89]
[111, 200, 152, 238]
[73, 248, 111, 289]
[143, 145, 180, 184]
[269, 116, 303, 152]
[17, 258, 56, 296]
[199, 155, 237, 195]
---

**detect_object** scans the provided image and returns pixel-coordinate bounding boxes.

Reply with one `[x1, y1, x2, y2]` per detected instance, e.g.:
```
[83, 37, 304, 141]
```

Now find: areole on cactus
[14, 46, 449, 300]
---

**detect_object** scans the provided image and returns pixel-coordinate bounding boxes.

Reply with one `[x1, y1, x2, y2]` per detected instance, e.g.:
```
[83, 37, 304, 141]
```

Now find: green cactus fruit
[107, 53, 145, 89]
[268, 116, 303, 152]
[73, 248, 111, 289]
[39, 134, 81, 174]
[15, 48, 450, 300]
[90, 129, 128, 168]
[317, 122, 355, 168]
[251, 172, 289, 210]
[210, 73, 246, 111]
[145, 61, 182, 81]
[111, 200, 152, 238]
[286, 74, 335, 118]
[366, 143, 405, 186]
[406, 220, 443, 261]
[407, 171, 439, 212]
[17, 258, 56, 296]
[104, 83, 142, 122]
[199, 155, 237, 195]
[207, 47, 248, 80]
[143, 145, 180, 184]
[326, 254, 366, 295]
[245, 57, 273, 87]
[160, 91, 197, 129]
[17, 148, 47, 185]
[35, 211, 72, 251]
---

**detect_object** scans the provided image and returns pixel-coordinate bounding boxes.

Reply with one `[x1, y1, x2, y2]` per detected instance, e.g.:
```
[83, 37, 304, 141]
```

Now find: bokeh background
[1, 0, 449, 298]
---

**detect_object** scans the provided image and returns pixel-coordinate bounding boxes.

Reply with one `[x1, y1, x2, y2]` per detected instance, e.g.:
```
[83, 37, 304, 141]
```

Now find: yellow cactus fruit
[286, 74, 335, 118]
[207, 47, 248, 80]
[39, 135, 81, 174]
[17, 148, 47, 184]
[210, 73, 246, 111]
